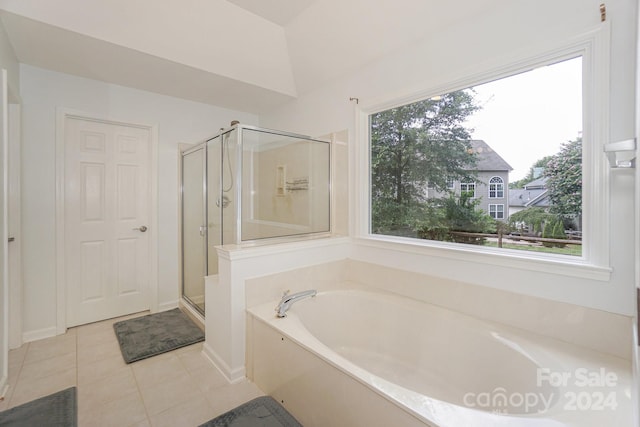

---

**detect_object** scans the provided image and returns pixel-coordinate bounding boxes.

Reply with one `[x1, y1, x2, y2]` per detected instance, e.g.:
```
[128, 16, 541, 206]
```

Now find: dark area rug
[113, 308, 204, 364]
[0, 387, 77, 427]
[199, 396, 302, 427]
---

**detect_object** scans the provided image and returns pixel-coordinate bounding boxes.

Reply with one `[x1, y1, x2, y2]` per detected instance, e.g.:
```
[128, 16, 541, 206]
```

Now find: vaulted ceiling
[0, 0, 504, 113]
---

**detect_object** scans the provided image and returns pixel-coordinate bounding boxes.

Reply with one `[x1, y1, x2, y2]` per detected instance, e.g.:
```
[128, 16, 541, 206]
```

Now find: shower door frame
[180, 143, 208, 316]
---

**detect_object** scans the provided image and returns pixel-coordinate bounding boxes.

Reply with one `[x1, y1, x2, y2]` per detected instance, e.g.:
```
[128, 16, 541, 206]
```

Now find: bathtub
[247, 289, 632, 426]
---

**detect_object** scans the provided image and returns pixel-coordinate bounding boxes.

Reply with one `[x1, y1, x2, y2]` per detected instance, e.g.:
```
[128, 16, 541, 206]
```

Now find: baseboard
[22, 326, 58, 343]
[158, 300, 179, 312]
[179, 299, 204, 330]
[202, 342, 246, 384]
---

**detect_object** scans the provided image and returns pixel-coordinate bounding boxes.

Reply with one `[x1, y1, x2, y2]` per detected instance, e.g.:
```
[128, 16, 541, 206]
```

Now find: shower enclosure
[180, 124, 331, 316]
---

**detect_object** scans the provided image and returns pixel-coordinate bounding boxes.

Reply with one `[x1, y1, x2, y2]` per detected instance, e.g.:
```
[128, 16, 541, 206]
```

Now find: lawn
[483, 241, 582, 256]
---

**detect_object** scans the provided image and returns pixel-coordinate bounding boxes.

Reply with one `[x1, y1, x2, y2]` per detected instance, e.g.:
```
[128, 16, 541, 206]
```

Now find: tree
[509, 156, 554, 189]
[509, 207, 553, 235]
[417, 194, 496, 243]
[545, 138, 582, 220]
[542, 217, 566, 248]
[371, 90, 480, 234]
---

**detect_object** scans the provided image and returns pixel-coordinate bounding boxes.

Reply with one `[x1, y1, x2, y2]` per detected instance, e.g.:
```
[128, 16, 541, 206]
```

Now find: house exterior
[425, 140, 513, 221]
[509, 176, 550, 217]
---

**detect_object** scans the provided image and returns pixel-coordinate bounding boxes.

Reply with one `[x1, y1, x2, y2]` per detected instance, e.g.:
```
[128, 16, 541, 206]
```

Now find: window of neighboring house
[489, 176, 504, 198]
[446, 178, 455, 190]
[369, 55, 584, 257]
[489, 204, 504, 219]
[460, 182, 476, 198]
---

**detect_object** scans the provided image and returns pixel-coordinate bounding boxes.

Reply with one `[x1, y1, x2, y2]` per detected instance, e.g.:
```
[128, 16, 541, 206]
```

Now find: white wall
[261, 0, 637, 316]
[20, 64, 258, 337]
[0, 21, 18, 101]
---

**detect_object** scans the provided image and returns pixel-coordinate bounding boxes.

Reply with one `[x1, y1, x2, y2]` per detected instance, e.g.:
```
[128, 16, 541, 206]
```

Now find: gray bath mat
[199, 396, 302, 427]
[113, 308, 204, 363]
[0, 387, 77, 427]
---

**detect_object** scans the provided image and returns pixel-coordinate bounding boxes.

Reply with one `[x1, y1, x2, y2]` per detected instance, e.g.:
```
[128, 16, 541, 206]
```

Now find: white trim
[158, 300, 179, 312]
[202, 342, 246, 384]
[488, 203, 505, 220]
[22, 326, 57, 343]
[55, 108, 159, 333]
[356, 24, 611, 279]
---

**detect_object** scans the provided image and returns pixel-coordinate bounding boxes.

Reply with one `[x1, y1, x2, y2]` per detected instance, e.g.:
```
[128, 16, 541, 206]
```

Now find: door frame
[55, 108, 159, 334]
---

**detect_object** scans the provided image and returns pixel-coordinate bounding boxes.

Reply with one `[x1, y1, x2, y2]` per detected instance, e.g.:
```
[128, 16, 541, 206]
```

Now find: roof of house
[524, 176, 548, 190]
[468, 140, 513, 172]
[509, 188, 550, 208]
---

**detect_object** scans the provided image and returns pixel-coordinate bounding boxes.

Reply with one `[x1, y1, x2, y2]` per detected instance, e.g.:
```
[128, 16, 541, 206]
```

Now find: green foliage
[371, 90, 480, 235]
[417, 194, 496, 243]
[509, 156, 554, 189]
[552, 221, 566, 240]
[509, 207, 553, 235]
[542, 217, 566, 248]
[545, 138, 582, 219]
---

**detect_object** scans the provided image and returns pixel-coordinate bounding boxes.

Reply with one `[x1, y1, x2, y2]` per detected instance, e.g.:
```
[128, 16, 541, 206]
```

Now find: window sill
[355, 235, 612, 282]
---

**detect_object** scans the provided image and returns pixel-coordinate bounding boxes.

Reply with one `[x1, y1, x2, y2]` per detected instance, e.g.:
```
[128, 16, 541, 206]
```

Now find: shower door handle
[133, 225, 148, 232]
[199, 226, 207, 237]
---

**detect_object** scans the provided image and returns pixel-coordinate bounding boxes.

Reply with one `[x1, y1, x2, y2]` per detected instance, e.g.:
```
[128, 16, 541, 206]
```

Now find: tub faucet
[275, 289, 317, 318]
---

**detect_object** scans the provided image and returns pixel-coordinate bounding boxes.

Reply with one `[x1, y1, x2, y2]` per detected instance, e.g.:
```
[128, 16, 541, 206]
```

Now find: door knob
[133, 225, 148, 232]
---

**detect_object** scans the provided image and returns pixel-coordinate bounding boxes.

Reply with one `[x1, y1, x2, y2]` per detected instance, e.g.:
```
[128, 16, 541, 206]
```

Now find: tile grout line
[130, 359, 153, 427]
[6, 342, 29, 408]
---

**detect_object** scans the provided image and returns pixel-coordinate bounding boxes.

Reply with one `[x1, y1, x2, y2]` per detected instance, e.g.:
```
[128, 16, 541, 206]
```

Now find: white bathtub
[247, 289, 632, 426]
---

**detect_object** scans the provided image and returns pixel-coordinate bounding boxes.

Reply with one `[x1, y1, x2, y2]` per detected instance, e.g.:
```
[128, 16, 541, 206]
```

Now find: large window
[369, 56, 583, 256]
[489, 176, 504, 198]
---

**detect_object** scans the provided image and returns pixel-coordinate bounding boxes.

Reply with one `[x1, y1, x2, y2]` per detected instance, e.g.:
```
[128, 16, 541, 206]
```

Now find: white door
[65, 117, 151, 327]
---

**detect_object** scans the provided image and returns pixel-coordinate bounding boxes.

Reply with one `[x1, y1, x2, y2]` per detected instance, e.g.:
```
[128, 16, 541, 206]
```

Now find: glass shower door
[181, 146, 206, 315]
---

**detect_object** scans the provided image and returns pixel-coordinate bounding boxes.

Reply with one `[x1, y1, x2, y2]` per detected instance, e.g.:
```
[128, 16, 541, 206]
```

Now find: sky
[463, 57, 582, 181]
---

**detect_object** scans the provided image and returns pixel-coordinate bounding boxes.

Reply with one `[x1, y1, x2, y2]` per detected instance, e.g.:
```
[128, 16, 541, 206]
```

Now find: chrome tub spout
[275, 289, 317, 318]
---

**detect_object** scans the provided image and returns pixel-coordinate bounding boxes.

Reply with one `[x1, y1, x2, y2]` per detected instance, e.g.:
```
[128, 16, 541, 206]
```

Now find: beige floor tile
[77, 325, 119, 349]
[148, 396, 218, 427]
[177, 347, 213, 374]
[78, 337, 123, 365]
[0, 387, 12, 411]
[132, 353, 187, 389]
[127, 419, 152, 427]
[205, 380, 264, 415]
[174, 341, 203, 355]
[24, 333, 76, 364]
[79, 368, 138, 408]
[138, 373, 201, 416]
[78, 352, 129, 386]
[9, 367, 76, 408]
[8, 344, 29, 369]
[79, 390, 148, 427]
[19, 351, 76, 382]
[188, 365, 229, 393]
[2, 311, 267, 427]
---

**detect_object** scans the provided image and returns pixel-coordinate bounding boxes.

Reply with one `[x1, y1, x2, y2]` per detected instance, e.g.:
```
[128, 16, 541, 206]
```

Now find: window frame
[489, 204, 505, 219]
[460, 182, 476, 198]
[489, 176, 505, 199]
[355, 25, 611, 281]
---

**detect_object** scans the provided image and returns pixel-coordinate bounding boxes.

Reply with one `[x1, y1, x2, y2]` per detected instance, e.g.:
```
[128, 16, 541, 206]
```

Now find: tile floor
[0, 312, 264, 427]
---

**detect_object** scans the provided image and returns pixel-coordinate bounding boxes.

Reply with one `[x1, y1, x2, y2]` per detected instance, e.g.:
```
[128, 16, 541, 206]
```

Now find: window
[369, 56, 583, 257]
[489, 176, 504, 198]
[489, 204, 504, 219]
[460, 182, 476, 198]
[446, 178, 455, 190]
